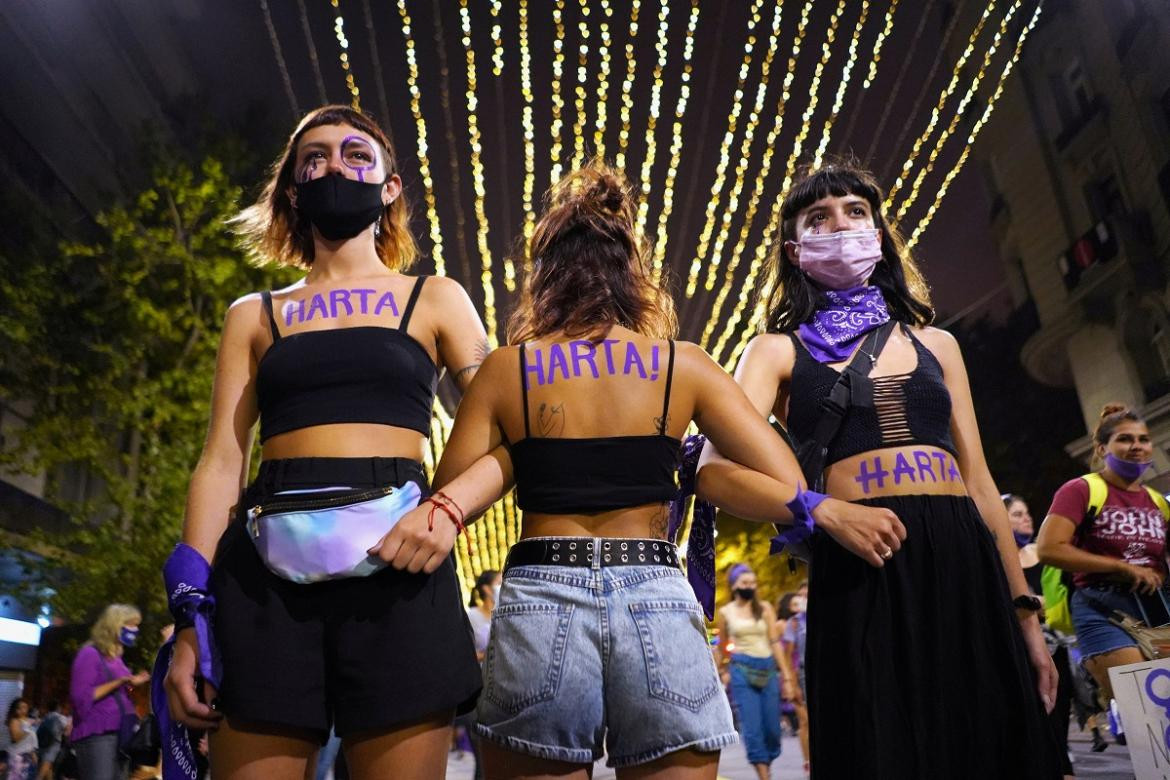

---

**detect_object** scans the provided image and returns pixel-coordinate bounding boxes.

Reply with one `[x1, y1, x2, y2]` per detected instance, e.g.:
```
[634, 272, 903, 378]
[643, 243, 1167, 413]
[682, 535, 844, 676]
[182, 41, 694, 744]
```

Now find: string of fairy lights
[273, 0, 1044, 593]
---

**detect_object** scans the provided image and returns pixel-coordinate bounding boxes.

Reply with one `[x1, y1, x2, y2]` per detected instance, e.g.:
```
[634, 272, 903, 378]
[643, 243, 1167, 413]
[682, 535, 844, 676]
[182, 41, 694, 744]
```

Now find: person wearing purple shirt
[69, 604, 150, 780]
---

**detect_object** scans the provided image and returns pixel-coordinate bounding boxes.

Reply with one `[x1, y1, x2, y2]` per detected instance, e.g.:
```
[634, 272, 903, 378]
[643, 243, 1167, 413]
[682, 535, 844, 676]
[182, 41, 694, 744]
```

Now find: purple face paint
[353, 288, 375, 314]
[570, 340, 600, 378]
[854, 456, 890, 494]
[283, 300, 305, 327]
[854, 450, 965, 494]
[892, 452, 916, 484]
[305, 293, 328, 321]
[373, 291, 399, 317]
[623, 342, 647, 378]
[547, 343, 571, 382]
[341, 135, 379, 184]
[932, 451, 949, 479]
[524, 348, 545, 389]
[913, 450, 937, 482]
[329, 289, 354, 318]
[601, 339, 619, 373]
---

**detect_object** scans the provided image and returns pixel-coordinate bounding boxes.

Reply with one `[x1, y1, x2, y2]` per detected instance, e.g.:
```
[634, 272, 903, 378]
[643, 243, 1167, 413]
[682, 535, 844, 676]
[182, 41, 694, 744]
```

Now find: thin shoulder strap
[659, 340, 676, 435]
[399, 275, 427, 331]
[519, 344, 532, 438]
[260, 291, 281, 341]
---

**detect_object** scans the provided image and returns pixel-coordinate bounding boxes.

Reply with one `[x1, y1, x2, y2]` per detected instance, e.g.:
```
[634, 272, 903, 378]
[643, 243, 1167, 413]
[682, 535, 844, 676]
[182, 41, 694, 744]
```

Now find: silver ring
[880, 547, 894, 560]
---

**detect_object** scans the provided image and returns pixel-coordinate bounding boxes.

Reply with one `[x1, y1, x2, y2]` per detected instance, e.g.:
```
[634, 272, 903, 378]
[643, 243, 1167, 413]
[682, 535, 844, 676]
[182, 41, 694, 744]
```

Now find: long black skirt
[805, 494, 1064, 779]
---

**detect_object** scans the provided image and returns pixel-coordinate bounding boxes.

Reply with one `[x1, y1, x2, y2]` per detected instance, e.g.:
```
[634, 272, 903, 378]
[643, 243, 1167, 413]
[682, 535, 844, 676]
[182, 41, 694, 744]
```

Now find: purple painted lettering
[524, 348, 545, 389]
[330, 289, 353, 318]
[932, 451, 950, 480]
[373, 291, 399, 317]
[283, 300, 304, 327]
[305, 293, 328, 321]
[650, 344, 660, 381]
[892, 453, 917, 484]
[547, 343, 572, 382]
[948, 456, 961, 482]
[570, 340, 600, 378]
[601, 339, 619, 373]
[353, 288, 376, 314]
[623, 342, 648, 379]
[913, 450, 937, 482]
[854, 456, 890, 495]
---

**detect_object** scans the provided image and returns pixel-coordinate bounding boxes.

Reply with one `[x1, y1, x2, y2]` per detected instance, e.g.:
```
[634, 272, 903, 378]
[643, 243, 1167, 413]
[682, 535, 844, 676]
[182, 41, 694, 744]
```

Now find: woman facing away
[697, 161, 1065, 778]
[370, 160, 901, 779]
[162, 105, 487, 780]
[1037, 404, 1170, 740]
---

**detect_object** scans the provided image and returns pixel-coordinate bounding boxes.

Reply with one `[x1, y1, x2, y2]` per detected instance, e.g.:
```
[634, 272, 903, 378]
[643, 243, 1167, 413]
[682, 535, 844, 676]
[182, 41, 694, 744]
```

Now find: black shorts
[211, 457, 482, 740]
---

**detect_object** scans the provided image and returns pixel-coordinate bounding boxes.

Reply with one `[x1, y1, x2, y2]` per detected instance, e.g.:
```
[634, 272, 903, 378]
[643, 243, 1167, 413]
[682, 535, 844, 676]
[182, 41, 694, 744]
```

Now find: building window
[1084, 172, 1126, 222]
[1065, 60, 1094, 117]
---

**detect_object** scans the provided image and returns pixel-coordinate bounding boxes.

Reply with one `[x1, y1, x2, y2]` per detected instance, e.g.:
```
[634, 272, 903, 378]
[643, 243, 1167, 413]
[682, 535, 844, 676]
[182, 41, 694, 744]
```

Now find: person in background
[5, 697, 39, 780]
[715, 564, 799, 780]
[1038, 403, 1170, 750]
[778, 591, 810, 775]
[34, 699, 69, 780]
[454, 569, 500, 780]
[70, 604, 149, 780]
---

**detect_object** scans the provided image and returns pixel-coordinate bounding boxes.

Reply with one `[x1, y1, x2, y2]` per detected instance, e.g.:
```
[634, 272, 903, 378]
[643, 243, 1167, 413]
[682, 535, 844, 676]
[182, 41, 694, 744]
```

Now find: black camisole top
[786, 324, 956, 466]
[509, 341, 681, 514]
[254, 276, 437, 442]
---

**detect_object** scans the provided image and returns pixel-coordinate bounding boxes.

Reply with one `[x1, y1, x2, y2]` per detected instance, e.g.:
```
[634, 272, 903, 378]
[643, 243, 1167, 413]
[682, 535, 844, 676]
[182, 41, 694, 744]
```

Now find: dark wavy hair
[507, 159, 677, 344]
[468, 569, 499, 607]
[761, 160, 934, 333]
[232, 105, 418, 271]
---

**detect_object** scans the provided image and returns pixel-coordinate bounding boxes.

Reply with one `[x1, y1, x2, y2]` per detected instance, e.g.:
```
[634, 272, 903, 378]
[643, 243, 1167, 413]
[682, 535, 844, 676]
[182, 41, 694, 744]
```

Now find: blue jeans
[476, 538, 737, 768]
[729, 654, 782, 765]
[72, 733, 128, 780]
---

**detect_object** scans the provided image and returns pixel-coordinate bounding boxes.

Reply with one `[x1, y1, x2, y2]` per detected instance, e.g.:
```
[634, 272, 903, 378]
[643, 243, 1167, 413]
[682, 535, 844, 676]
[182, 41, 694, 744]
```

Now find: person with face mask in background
[159, 105, 487, 780]
[698, 161, 1065, 778]
[1038, 403, 1170, 749]
[69, 604, 150, 780]
[715, 565, 798, 780]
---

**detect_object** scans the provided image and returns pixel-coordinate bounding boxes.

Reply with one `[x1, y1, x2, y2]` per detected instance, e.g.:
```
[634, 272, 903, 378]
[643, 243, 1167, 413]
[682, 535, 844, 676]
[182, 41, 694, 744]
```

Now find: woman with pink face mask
[698, 162, 1065, 778]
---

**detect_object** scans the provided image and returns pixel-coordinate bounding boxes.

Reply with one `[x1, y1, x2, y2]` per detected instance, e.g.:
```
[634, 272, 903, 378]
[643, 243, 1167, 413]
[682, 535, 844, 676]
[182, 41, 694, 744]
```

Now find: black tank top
[509, 341, 681, 514]
[254, 277, 437, 442]
[786, 324, 956, 466]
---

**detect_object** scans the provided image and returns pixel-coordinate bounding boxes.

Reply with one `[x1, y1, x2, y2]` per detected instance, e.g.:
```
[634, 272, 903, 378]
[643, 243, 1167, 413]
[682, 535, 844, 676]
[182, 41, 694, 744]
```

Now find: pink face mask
[796, 228, 882, 290]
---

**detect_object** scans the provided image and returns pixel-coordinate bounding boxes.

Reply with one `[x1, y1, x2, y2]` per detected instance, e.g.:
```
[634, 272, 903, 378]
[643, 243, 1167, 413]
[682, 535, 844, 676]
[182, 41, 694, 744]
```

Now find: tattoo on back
[649, 504, 670, 540]
[537, 402, 565, 437]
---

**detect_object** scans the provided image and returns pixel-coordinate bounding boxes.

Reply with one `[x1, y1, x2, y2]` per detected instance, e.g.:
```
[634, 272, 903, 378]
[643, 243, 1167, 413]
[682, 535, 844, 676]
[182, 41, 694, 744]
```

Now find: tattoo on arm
[537, 402, 565, 437]
[452, 339, 492, 385]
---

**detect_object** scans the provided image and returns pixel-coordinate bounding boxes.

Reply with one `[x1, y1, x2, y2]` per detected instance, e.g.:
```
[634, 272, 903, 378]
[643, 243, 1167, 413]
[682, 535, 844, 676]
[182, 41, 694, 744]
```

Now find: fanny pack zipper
[248, 486, 397, 521]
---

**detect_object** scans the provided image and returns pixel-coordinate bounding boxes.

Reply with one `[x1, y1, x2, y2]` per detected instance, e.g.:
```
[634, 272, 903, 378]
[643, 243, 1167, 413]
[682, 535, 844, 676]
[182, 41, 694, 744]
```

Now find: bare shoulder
[225, 292, 265, 331]
[912, 326, 962, 366]
[741, 332, 795, 367]
[420, 273, 474, 306]
[671, 340, 725, 380]
[469, 344, 517, 387]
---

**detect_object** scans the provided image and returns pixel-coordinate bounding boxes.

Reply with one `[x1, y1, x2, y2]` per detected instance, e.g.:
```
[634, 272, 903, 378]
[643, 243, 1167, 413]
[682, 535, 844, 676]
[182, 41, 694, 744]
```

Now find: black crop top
[509, 341, 682, 514]
[254, 277, 437, 442]
[786, 324, 956, 466]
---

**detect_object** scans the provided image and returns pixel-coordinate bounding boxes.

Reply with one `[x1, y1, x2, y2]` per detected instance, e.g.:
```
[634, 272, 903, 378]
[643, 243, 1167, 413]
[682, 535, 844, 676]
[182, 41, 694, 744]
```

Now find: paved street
[447, 720, 1138, 779]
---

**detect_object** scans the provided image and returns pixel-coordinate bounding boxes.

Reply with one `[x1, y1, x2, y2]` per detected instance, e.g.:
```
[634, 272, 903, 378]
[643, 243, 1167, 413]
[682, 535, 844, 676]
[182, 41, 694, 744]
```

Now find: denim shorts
[476, 537, 737, 767]
[1071, 585, 1142, 659]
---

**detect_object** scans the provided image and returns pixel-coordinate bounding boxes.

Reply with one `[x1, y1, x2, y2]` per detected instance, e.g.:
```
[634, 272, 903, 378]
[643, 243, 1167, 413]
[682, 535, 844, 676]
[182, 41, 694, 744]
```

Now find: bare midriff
[261, 423, 428, 462]
[521, 503, 672, 541]
[824, 445, 967, 502]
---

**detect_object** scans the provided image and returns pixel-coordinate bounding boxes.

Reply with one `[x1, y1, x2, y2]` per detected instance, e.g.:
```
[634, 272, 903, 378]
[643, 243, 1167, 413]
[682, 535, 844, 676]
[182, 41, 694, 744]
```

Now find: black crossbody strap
[806, 320, 896, 474]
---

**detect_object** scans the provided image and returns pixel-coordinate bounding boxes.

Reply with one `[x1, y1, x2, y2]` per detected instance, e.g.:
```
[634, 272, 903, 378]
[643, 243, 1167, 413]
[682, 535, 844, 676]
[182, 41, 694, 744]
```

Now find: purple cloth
[796, 286, 890, 364]
[153, 543, 219, 780]
[69, 644, 132, 742]
[727, 563, 752, 589]
[769, 486, 828, 556]
[670, 434, 717, 619]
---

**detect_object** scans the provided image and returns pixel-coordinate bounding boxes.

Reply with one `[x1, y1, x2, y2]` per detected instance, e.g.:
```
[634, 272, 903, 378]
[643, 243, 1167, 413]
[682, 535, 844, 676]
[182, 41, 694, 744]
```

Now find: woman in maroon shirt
[1037, 403, 1169, 711]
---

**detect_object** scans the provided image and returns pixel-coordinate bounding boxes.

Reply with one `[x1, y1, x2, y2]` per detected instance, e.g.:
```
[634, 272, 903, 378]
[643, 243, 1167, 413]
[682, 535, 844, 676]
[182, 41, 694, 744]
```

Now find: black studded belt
[504, 537, 680, 570]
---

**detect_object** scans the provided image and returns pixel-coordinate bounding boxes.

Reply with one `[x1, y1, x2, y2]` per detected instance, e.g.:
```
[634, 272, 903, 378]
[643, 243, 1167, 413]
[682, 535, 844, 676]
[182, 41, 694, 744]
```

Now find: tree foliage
[0, 156, 284, 662]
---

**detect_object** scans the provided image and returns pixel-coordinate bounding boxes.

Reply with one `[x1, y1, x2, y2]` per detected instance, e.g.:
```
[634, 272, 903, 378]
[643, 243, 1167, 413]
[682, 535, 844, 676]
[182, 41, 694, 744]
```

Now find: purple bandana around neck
[669, 434, 717, 619]
[797, 285, 890, 364]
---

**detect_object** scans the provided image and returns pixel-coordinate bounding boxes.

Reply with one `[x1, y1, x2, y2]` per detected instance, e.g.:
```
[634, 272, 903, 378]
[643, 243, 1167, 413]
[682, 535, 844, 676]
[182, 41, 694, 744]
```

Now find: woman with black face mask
[160, 105, 487, 780]
[698, 161, 1065, 778]
[714, 564, 797, 780]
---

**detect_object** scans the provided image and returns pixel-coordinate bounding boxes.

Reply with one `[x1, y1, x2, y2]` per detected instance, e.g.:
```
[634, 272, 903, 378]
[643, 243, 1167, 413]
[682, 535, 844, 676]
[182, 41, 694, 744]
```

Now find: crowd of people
[4, 101, 1167, 780]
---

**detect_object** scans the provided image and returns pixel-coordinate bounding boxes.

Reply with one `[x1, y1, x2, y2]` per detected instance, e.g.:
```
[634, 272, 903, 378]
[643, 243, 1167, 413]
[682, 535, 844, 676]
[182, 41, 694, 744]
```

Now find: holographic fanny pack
[245, 482, 422, 584]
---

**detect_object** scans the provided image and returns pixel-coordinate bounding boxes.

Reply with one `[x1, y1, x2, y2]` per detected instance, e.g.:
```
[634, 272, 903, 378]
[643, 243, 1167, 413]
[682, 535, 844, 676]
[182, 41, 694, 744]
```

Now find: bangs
[780, 168, 883, 221]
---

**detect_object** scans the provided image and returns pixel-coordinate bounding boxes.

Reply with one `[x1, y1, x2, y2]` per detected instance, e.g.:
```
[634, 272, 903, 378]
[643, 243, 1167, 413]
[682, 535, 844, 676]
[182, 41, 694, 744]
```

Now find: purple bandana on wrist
[669, 434, 717, 619]
[797, 285, 890, 364]
[153, 543, 220, 780]
[770, 485, 828, 555]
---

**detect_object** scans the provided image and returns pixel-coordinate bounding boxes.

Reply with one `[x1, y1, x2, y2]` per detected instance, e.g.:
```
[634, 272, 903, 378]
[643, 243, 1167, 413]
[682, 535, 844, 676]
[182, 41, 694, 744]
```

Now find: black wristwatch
[1012, 594, 1043, 612]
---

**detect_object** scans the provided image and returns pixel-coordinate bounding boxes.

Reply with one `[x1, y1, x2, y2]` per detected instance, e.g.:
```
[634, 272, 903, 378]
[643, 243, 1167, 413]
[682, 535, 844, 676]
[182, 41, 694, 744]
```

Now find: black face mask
[734, 587, 756, 601]
[295, 175, 385, 241]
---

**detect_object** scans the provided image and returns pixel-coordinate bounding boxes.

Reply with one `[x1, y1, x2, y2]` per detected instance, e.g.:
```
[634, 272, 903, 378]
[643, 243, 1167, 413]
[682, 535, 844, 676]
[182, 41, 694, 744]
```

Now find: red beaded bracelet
[424, 495, 465, 535]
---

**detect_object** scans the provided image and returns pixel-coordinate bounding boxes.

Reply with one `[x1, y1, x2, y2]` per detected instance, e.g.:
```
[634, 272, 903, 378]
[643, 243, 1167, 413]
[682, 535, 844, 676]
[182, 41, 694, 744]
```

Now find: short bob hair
[89, 603, 141, 657]
[507, 159, 677, 343]
[233, 105, 418, 271]
[761, 159, 934, 333]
